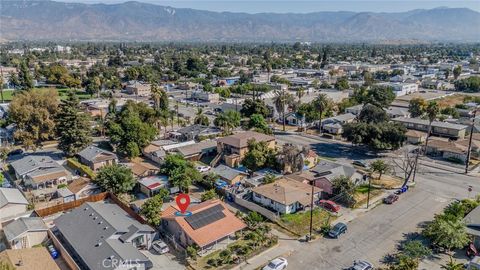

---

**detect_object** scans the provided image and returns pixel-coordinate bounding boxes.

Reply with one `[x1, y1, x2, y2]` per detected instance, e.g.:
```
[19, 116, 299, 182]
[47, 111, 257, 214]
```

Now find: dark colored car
[318, 200, 341, 213]
[7, 149, 23, 156]
[328, 222, 347, 238]
[352, 160, 368, 168]
[384, 194, 399, 204]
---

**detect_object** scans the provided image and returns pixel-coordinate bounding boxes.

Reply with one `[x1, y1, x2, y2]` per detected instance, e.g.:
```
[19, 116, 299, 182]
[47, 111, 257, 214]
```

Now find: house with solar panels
[161, 199, 246, 254]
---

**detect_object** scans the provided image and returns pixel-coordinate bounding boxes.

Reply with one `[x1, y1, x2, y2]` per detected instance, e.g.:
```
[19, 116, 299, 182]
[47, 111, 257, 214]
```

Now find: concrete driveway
[141, 249, 185, 270]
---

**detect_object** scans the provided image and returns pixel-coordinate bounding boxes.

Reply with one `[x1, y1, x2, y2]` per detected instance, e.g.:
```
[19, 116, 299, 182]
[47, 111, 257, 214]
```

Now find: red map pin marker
[176, 193, 190, 214]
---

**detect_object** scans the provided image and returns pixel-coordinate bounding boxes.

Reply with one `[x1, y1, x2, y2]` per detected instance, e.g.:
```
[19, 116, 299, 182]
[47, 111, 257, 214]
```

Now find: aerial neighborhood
[0, 4, 480, 270]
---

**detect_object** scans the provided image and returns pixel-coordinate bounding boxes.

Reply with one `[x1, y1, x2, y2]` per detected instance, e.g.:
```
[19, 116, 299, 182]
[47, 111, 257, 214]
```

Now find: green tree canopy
[240, 99, 270, 118]
[9, 89, 59, 150]
[56, 91, 92, 156]
[94, 164, 135, 195]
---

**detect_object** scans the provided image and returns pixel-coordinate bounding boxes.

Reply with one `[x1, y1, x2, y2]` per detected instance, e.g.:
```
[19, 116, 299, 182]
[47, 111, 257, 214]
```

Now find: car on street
[349, 260, 373, 270]
[328, 222, 347, 238]
[383, 194, 399, 204]
[317, 200, 341, 213]
[151, 240, 170, 254]
[7, 149, 23, 157]
[263, 257, 288, 270]
[48, 244, 59, 259]
[352, 160, 368, 168]
[196, 165, 211, 173]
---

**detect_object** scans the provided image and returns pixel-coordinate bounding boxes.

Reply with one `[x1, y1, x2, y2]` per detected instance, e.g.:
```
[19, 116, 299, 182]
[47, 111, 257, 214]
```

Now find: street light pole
[366, 175, 372, 208]
[465, 109, 478, 174]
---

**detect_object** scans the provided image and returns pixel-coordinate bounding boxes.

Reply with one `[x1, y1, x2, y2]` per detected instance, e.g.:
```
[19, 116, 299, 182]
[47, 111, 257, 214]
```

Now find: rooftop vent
[95, 242, 102, 247]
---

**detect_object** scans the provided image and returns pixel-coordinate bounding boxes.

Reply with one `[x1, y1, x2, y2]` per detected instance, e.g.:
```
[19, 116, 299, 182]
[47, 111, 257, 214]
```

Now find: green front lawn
[1, 88, 93, 102]
[280, 208, 333, 236]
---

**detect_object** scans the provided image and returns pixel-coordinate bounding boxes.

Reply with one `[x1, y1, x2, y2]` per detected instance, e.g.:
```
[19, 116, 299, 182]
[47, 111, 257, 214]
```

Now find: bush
[186, 245, 198, 260]
[67, 158, 96, 179]
[207, 258, 220, 267]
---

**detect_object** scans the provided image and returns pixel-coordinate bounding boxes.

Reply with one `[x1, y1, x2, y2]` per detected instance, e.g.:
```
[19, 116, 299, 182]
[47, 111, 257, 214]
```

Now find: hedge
[67, 158, 96, 179]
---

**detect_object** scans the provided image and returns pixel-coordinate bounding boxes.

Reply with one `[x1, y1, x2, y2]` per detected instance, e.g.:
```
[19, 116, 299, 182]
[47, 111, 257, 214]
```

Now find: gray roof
[311, 160, 357, 182]
[57, 188, 74, 198]
[393, 117, 469, 131]
[323, 113, 356, 124]
[4, 217, 47, 241]
[175, 140, 217, 157]
[78, 146, 117, 163]
[54, 202, 153, 270]
[10, 155, 64, 178]
[213, 165, 246, 181]
[0, 187, 28, 209]
[464, 205, 480, 237]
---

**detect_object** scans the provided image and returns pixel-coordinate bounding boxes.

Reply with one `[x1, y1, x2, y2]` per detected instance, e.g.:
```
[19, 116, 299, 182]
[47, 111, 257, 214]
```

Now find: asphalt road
[285, 167, 475, 270]
[270, 133, 480, 269]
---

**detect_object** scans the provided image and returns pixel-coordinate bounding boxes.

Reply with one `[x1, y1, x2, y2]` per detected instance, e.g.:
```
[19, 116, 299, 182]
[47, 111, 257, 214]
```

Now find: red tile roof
[162, 199, 246, 247]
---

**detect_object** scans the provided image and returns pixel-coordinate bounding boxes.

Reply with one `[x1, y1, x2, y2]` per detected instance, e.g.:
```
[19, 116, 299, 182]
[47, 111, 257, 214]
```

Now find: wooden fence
[34, 192, 108, 217]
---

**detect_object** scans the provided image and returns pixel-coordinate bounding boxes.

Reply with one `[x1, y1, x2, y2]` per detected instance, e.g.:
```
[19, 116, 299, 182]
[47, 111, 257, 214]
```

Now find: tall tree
[364, 85, 395, 108]
[141, 191, 168, 226]
[214, 110, 241, 134]
[17, 61, 34, 90]
[424, 101, 439, 152]
[274, 90, 294, 131]
[408, 98, 427, 118]
[151, 84, 168, 112]
[9, 89, 59, 150]
[56, 91, 92, 156]
[94, 164, 135, 195]
[194, 108, 209, 126]
[370, 160, 390, 180]
[453, 65, 462, 80]
[312, 93, 334, 132]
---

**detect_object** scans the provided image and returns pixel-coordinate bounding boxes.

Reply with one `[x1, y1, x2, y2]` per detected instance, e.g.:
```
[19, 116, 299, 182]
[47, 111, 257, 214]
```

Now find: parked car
[328, 222, 347, 238]
[263, 257, 288, 270]
[383, 194, 399, 204]
[7, 149, 23, 157]
[349, 260, 373, 270]
[48, 245, 59, 259]
[151, 240, 170, 254]
[352, 160, 368, 168]
[196, 165, 211, 173]
[317, 200, 341, 213]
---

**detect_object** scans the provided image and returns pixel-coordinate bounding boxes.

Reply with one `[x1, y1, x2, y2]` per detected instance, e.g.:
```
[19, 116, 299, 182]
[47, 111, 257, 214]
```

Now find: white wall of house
[252, 192, 299, 214]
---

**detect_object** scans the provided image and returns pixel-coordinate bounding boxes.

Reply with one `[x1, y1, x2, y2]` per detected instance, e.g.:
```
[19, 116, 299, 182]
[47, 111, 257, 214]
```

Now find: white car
[196, 165, 211, 173]
[151, 240, 169, 254]
[263, 257, 288, 270]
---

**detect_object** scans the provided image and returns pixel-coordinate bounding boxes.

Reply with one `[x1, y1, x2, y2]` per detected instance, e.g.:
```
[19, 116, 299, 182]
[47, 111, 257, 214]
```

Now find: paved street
[257, 133, 480, 270]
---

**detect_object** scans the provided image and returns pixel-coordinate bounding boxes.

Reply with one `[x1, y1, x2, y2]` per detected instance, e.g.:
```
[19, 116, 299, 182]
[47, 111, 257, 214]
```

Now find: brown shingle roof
[252, 178, 321, 206]
[162, 199, 246, 248]
[29, 170, 68, 184]
[67, 177, 91, 194]
[217, 131, 275, 149]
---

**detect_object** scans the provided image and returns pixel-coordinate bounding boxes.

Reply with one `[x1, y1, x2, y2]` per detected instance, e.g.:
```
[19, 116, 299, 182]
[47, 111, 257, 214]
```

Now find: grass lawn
[354, 186, 383, 208]
[280, 208, 333, 236]
[1, 88, 93, 102]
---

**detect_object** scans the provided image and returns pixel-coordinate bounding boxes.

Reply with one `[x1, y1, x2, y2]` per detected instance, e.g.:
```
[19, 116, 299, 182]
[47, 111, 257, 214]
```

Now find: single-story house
[405, 130, 427, 145]
[321, 113, 356, 135]
[171, 125, 221, 142]
[393, 117, 469, 139]
[77, 145, 118, 171]
[138, 175, 168, 197]
[0, 247, 61, 270]
[0, 187, 29, 221]
[56, 188, 75, 203]
[282, 112, 311, 128]
[251, 178, 322, 214]
[172, 140, 217, 161]
[3, 217, 48, 249]
[10, 155, 69, 190]
[67, 177, 101, 200]
[426, 138, 480, 163]
[464, 205, 480, 247]
[386, 106, 410, 119]
[345, 104, 364, 116]
[161, 199, 246, 253]
[54, 202, 155, 270]
[212, 165, 248, 186]
[128, 158, 160, 178]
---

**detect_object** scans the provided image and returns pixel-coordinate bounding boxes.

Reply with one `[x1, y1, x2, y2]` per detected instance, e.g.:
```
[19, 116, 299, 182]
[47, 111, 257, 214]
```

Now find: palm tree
[313, 93, 333, 133]
[174, 101, 179, 125]
[214, 110, 240, 134]
[296, 87, 305, 103]
[424, 101, 439, 153]
[150, 84, 161, 111]
[0, 76, 4, 103]
[274, 90, 294, 131]
[441, 256, 463, 270]
[194, 108, 209, 126]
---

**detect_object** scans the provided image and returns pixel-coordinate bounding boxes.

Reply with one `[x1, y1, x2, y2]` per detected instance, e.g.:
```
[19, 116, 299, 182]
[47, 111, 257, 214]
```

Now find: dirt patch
[436, 94, 466, 108]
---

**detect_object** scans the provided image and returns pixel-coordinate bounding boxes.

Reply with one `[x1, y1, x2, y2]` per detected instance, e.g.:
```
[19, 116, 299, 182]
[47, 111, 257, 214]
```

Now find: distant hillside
[1, 1, 479, 42]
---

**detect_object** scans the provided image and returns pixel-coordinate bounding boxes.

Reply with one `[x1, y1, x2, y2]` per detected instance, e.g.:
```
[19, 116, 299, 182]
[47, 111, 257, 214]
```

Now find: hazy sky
[60, 0, 480, 13]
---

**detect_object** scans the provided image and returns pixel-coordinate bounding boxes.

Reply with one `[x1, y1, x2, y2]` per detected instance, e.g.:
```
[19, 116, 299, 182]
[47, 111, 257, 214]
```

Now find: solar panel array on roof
[185, 204, 226, 230]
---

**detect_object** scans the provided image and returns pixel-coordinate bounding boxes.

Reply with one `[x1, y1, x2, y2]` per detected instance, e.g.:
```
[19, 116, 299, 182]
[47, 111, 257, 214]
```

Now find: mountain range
[1, 0, 480, 42]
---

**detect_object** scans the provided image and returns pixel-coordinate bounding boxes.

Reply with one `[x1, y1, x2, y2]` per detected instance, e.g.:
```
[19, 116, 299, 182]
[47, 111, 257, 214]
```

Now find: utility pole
[309, 182, 314, 242]
[366, 174, 372, 208]
[465, 108, 478, 174]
